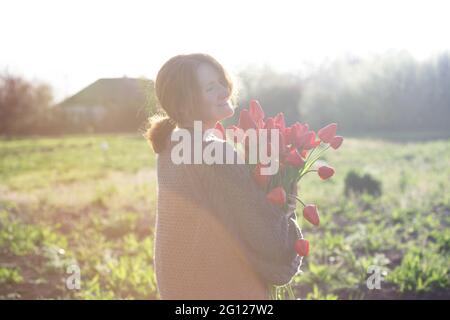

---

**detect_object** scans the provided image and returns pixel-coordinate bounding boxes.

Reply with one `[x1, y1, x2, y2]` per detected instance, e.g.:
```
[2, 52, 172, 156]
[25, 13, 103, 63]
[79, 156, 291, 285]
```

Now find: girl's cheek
[207, 94, 216, 104]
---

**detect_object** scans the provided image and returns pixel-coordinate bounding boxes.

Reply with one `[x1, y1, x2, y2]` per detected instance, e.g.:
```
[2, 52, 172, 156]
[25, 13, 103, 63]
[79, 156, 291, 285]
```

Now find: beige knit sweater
[154, 128, 301, 300]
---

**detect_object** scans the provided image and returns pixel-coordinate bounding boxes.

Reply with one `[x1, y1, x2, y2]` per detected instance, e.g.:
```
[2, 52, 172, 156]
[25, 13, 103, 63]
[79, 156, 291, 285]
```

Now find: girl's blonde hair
[144, 53, 238, 153]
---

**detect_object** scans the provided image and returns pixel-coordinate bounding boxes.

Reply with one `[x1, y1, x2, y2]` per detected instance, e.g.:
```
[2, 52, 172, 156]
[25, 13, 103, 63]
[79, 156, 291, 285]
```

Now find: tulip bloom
[266, 186, 286, 206]
[278, 129, 288, 157]
[291, 123, 309, 149]
[238, 109, 257, 131]
[302, 131, 321, 150]
[214, 122, 225, 139]
[303, 204, 320, 226]
[284, 148, 305, 168]
[284, 127, 293, 145]
[330, 135, 344, 150]
[264, 117, 275, 130]
[295, 239, 309, 257]
[318, 166, 335, 180]
[318, 123, 337, 143]
[274, 113, 286, 133]
[300, 149, 308, 158]
[249, 99, 265, 127]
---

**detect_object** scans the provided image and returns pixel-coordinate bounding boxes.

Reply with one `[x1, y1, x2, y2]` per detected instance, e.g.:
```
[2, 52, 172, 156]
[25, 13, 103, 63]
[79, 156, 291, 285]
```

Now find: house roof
[57, 77, 154, 108]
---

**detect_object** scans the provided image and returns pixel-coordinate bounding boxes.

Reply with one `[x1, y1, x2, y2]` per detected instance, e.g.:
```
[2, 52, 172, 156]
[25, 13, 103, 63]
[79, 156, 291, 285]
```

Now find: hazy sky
[1, 0, 448, 102]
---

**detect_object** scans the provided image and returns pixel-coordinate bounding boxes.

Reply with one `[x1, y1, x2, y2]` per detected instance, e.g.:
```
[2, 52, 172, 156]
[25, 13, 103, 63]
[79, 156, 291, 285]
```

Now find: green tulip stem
[287, 194, 306, 207]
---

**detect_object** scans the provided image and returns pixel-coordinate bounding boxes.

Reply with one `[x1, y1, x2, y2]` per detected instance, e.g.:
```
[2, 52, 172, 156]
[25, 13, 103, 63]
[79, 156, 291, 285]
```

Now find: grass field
[0, 134, 449, 299]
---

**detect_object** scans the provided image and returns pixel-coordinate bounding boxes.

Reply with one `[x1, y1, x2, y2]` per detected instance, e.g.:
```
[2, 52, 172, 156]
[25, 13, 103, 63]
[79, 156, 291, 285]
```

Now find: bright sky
[1, 0, 449, 102]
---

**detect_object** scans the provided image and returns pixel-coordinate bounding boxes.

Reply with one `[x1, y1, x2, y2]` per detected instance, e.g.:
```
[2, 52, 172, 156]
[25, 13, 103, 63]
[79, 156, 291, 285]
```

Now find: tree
[0, 70, 54, 135]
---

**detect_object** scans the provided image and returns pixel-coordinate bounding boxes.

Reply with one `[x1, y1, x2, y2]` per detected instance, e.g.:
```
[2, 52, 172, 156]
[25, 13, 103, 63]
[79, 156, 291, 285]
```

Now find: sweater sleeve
[182, 140, 302, 286]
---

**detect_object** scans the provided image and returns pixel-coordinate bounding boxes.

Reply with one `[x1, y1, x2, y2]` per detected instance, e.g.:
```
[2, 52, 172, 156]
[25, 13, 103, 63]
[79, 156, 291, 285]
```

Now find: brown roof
[57, 77, 154, 109]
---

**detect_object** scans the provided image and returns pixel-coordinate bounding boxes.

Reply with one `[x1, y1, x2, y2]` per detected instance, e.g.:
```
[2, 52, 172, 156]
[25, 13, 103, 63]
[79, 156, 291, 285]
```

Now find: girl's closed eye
[206, 79, 226, 92]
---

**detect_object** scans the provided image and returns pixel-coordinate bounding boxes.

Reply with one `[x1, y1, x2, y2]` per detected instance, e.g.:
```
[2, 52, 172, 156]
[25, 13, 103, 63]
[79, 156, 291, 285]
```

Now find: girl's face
[196, 63, 234, 127]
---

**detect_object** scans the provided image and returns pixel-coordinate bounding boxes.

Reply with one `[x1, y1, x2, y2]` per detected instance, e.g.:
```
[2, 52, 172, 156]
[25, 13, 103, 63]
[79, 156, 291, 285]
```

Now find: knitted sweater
[154, 128, 302, 300]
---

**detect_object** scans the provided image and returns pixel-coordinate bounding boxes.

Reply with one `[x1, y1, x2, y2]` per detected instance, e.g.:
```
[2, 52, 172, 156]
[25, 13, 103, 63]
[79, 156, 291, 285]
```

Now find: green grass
[0, 134, 157, 299]
[0, 134, 449, 299]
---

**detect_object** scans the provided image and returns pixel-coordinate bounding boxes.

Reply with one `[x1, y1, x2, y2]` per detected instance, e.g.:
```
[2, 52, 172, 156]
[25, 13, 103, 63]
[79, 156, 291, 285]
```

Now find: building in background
[56, 77, 155, 133]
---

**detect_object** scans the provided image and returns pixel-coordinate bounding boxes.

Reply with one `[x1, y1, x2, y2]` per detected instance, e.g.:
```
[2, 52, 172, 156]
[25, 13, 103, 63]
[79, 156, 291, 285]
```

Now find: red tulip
[303, 204, 320, 226]
[286, 123, 297, 145]
[253, 164, 270, 188]
[266, 186, 286, 206]
[256, 119, 265, 129]
[330, 135, 344, 150]
[284, 127, 292, 145]
[274, 113, 286, 133]
[295, 239, 309, 257]
[249, 100, 265, 123]
[278, 129, 288, 157]
[264, 117, 287, 154]
[318, 166, 335, 180]
[238, 109, 257, 131]
[291, 123, 309, 148]
[214, 122, 225, 139]
[303, 131, 321, 150]
[264, 117, 275, 129]
[293, 124, 318, 150]
[318, 123, 337, 143]
[284, 148, 305, 168]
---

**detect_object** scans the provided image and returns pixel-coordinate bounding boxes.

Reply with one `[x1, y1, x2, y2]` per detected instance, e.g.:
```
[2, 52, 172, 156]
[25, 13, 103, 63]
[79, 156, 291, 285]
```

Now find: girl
[145, 53, 300, 299]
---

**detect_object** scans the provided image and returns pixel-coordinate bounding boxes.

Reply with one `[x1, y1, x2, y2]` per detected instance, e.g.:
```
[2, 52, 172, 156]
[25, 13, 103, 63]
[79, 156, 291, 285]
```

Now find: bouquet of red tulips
[215, 99, 344, 299]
